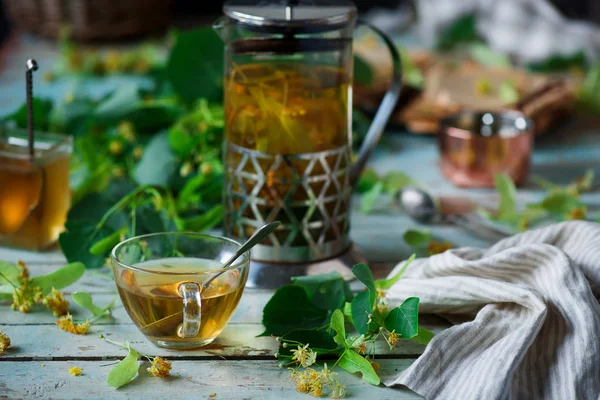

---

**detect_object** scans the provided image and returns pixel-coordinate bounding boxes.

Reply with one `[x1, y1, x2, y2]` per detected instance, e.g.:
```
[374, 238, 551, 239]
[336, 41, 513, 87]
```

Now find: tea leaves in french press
[215, 0, 402, 287]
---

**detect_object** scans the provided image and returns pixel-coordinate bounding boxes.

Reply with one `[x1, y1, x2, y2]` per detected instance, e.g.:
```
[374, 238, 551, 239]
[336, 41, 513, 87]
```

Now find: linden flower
[0, 330, 10, 352]
[42, 288, 70, 317]
[291, 343, 317, 368]
[428, 241, 453, 256]
[357, 342, 367, 355]
[388, 330, 399, 347]
[68, 366, 82, 376]
[329, 381, 348, 399]
[148, 356, 172, 378]
[11, 262, 43, 314]
[567, 206, 587, 220]
[56, 314, 91, 335]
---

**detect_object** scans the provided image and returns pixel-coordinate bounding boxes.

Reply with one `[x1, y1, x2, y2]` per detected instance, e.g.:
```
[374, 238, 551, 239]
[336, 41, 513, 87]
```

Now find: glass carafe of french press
[215, 0, 402, 287]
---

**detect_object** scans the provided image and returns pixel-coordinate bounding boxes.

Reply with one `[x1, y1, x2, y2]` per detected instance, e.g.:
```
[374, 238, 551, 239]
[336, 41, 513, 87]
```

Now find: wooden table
[1, 34, 600, 399]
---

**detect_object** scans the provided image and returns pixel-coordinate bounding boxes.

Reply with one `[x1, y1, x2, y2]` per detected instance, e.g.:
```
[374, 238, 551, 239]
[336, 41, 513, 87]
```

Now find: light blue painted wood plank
[0, 360, 424, 399]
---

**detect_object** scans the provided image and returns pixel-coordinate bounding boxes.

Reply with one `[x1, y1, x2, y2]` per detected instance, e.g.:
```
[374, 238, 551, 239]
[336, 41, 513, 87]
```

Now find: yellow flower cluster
[428, 241, 453, 256]
[11, 261, 43, 313]
[388, 330, 399, 347]
[291, 343, 317, 368]
[68, 366, 82, 376]
[56, 314, 91, 335]
[148, 356, 171, 378]
[0, 330, 10, 352]
[290, 364, 347, 399]
[42, 288, 70, 317]
[567, 206, 587, 220]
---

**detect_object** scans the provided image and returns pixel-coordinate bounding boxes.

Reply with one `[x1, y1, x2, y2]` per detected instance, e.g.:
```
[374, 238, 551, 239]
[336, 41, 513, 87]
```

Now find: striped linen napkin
[385, 221, 600, 400]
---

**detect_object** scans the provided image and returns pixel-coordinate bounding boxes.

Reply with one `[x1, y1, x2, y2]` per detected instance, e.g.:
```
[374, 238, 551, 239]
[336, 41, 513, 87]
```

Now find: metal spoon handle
[203, 221, 280, 289]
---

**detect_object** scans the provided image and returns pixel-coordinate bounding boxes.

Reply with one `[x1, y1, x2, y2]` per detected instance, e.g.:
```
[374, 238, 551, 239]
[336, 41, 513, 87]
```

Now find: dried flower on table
[291, 343, 317, 368]
[290, 364, 346, 398]
[209, 393, 217, 398]
[148, 356, 172, 378]
[42, 288, 70, 317]
[428, 241, 453, 256]
[69, 366, 83, 376]
[56, 314, 91, 335]
[0, 330, 10, 352]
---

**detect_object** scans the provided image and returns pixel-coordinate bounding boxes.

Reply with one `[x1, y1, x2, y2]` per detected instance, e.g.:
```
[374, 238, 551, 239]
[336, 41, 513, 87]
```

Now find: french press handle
[349, 21, 403, 187]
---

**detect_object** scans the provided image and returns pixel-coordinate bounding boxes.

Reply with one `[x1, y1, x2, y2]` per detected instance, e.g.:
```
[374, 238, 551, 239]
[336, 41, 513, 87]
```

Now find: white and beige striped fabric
[385, 221, 600, 400]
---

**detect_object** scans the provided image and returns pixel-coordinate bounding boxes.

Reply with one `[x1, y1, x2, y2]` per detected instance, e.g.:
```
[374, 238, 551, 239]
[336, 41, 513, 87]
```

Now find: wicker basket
[3, 0, 171, 41]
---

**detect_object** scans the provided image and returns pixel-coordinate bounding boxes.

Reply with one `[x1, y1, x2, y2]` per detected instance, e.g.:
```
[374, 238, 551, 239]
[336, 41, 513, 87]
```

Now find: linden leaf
[352, 264, 376, 307]
[330, 309, 348, 348]
[31, 262, 85, 295]
[292, 272, 352, 311]
[375, 254, 416, 290]
[494, 173, 518, 222]
[411, 327, 435, 345]
[403, 230, 430, 248]
[260, 285, 329, 337]
[337, 349, 380, 385]
[384, 297, 419, 339]
[72, 292, 116, 317]
[107, 344, 139, 388]
[360, 181, 383, 214]
[351, 291, 372, 335]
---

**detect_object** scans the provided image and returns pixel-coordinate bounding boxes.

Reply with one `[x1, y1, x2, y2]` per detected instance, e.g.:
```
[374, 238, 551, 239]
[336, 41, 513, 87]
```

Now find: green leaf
[260, 285, 329, 337]
[30, 262, 85, 295]
[498, 80, 520, 105]
[292, 272, 352, 311]
[399, 47, 424, 89]
[411, 327, 435, 345]
[60, 221, 114, 269]
[375, 254, 416, 290]
[330, 309, 348, 348]
[360, 182, 383, 214]
[167, 27, 224, 103]
[403, 230, 431, 248]
[436, 15, 478, 50]
[527, 51, 587, 73]
[107, 344, 139, 388]
[354, 54, 373, 85]
[277, 328, 339, 358]
[351, 264, 376, 306]
[337, 349, 380, 385]
[0, 262, 19, 300]
[578, 61, 600, 113]
[94, 84, 142, 122]
[90, 228, 125, 256]
[468, 43, 511, 68]
[356, 169, 380, 194]
[350, 291, 372, 335]
[494, 173, 518, 222]
[382, 171, 412, 194]
[539, 191, 581, 215]
[182, 205, 224, 232]
[3, 97, 53, 131]
[384, 297, 419, 339]
[71, 292, 104, 316]
[133, 132, 179, 187]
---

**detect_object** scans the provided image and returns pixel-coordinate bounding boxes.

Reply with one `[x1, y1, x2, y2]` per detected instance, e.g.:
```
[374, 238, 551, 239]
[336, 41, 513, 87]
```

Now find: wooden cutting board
[354, 40, 578, 134]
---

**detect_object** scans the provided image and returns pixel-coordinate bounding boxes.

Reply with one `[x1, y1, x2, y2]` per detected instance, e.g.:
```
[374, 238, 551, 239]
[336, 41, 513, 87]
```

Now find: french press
[215, 0, 402, 288]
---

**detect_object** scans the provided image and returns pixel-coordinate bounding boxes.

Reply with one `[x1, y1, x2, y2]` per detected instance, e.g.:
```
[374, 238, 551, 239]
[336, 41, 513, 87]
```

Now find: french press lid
[223, 0, 357, 33]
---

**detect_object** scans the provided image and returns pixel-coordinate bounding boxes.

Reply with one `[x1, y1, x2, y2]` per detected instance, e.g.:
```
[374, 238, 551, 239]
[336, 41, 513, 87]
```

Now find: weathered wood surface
[0, 360, 423, 399]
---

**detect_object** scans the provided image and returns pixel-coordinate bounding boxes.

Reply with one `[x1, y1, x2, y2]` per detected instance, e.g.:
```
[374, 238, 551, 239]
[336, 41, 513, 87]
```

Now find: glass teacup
[111, 232, 249, 349]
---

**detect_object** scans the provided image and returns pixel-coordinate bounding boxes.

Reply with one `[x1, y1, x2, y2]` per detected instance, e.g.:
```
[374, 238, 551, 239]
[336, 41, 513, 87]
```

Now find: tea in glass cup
[111, 233, 250, 349]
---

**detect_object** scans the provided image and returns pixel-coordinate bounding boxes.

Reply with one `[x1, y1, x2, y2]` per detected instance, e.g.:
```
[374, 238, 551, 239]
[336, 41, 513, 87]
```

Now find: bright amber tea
[0, 138, 71, 250]
[225, 63, 350, 154]
[116, 258, 244, 345]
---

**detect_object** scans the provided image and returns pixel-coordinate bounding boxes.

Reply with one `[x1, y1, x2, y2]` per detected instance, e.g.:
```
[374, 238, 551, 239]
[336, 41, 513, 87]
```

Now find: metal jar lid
[223, 0, 357, 33]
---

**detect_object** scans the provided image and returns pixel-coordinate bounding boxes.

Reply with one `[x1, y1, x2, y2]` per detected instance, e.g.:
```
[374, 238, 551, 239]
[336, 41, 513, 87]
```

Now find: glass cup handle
[350, 20, 403, 187]
[177, 282, 202, 338]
